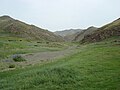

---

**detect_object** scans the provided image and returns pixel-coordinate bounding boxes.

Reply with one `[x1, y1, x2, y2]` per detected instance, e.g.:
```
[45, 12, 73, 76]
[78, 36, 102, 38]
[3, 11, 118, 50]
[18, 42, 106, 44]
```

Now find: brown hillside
[81, 18, 120, 43]
[0, 15, 64, 42]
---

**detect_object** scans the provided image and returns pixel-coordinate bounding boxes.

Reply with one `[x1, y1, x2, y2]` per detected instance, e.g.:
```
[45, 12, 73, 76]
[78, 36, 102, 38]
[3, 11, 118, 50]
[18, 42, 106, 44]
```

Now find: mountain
[54, 29, 83, 42]
[81, 18, 120, 43]
[63, 32, 80, 42]
[73, 26, 98, 42]
[54, 29, 83, 37]
[0, 15, 64, 42]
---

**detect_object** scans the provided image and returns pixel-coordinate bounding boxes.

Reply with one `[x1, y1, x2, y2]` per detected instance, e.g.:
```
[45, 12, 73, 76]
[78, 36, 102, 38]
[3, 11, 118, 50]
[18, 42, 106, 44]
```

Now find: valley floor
[0, 37, 120, 90]
[1, 45, 78, 71]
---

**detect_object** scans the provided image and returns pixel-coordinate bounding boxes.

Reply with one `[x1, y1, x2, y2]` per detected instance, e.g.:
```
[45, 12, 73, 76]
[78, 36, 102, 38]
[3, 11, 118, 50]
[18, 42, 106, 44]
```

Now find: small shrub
[46, 42, 49, 44]
[34, 45, 38, 46]
[9, 64, 15, 68]
[12, 54, 26, 62]
[37, 42, 42, 43]
[8, 40, 13, 42]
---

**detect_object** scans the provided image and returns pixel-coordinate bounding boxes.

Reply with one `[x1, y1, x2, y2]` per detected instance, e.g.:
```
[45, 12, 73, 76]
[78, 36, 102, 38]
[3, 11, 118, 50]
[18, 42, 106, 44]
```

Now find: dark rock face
[81, 19, 120, 43]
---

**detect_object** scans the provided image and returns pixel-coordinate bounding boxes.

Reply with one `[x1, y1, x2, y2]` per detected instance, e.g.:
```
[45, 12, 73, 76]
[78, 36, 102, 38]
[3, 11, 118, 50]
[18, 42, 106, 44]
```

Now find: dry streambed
[1, 45, 78, 71]
[21, 45, 78, 65]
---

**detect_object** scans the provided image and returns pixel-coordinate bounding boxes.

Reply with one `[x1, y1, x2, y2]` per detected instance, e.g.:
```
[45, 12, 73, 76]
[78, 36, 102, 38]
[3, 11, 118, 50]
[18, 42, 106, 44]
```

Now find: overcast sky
[0, 0, 120, 31]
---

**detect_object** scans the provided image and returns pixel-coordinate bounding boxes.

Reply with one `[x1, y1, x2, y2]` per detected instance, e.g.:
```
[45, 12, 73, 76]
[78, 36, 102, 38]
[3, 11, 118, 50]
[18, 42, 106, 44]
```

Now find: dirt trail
[1, 45, 78, 71]
[21, 45, 78, 65]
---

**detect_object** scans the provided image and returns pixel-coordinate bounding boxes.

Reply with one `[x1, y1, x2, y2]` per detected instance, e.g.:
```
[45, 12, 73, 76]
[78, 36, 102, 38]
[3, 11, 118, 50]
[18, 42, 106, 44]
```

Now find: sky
[0, 0, 120, 32]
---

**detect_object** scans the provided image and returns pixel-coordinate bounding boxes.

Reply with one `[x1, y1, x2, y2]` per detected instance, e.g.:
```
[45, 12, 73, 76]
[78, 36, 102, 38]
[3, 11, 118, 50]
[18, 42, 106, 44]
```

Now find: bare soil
[1, 45, 78, 71]
[22, 45, 78, 65]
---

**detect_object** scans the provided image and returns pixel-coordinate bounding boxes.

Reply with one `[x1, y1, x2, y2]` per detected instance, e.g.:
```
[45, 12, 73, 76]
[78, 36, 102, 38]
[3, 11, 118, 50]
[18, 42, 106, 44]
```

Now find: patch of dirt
[0, 45, 78, 72]
[21, 45, 78, 65]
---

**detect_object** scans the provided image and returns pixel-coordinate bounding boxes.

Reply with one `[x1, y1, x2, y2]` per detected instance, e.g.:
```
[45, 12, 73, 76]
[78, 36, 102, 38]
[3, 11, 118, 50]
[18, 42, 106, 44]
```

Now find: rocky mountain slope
[54, 29, 82, 37]
[63, 32, 80, 42]
[73, 26, 98, 42]
[81, 18, 120, 43]
[0, 15, 64, 42]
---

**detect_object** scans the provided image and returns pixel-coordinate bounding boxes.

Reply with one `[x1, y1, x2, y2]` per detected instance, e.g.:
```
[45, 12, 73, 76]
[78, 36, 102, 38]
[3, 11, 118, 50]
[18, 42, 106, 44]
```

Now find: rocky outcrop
[73, 26, 98, 42]
[81, 18, 120, 43]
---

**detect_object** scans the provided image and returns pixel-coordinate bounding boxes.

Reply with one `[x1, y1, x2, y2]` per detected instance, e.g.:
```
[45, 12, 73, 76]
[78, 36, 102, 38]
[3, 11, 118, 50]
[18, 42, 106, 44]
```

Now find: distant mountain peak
[113, 18, 120, 23]
[87, 26, 97, 30]
[116, 18, 120, 20]
[0, 15, 13, 19]
[54, 29, 83, 37]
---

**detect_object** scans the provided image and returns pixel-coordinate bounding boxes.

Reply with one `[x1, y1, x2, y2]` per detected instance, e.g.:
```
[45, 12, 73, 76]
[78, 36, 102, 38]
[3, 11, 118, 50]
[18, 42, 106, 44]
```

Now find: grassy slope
[0, 37, 120, 90]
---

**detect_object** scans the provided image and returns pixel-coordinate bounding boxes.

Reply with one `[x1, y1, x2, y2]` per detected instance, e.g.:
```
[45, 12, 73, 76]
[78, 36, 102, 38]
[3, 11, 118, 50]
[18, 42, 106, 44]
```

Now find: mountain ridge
[0, 15, 64, 42]
[54, 29, 83, 37]
[73, 26, 98, 42]
[81, 18, 120, 43]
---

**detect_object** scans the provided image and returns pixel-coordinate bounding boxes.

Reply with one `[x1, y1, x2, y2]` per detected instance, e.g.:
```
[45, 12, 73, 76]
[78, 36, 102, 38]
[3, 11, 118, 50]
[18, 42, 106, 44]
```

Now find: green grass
[0, 37, 120, 90]
[0, 36, 68, 60]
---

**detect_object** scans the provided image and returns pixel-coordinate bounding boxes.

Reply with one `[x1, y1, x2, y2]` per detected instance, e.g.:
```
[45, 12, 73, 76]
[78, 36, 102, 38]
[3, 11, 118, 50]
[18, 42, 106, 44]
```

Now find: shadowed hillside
[54, 27, 98, 42]
[63, 32, 80, 42]
[81, 18, 120, 43]
[0, 15, 64, 42]
[73, 26, 98, 42]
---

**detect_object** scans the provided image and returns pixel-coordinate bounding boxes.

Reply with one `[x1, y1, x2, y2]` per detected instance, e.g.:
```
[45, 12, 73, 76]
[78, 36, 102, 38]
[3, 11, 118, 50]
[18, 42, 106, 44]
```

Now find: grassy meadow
[0, 36, 68, 60]
[0, 37, 120, 90]
[0, 36, 70, 70]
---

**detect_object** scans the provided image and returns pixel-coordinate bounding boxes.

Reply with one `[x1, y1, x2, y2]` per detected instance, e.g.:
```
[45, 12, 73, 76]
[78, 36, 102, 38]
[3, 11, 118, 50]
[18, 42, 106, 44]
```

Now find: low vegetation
[0, 37, 119, 90]
[12, 54, 26, 62]
[9, 64, 15, 68]
[0, 37, 68, 60]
